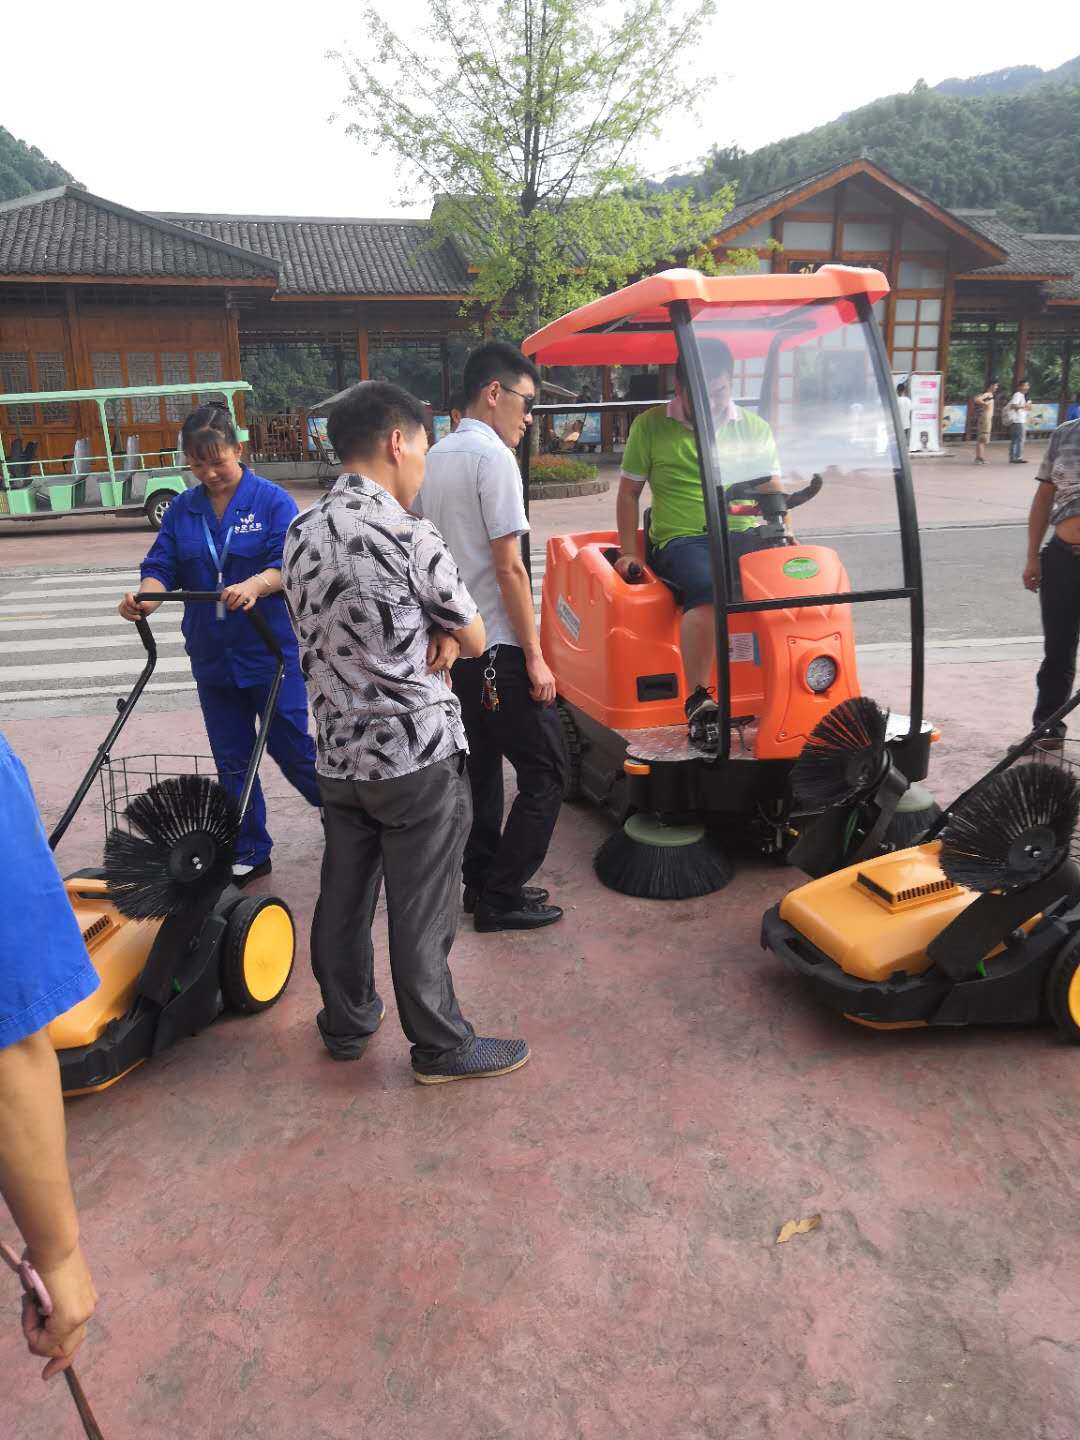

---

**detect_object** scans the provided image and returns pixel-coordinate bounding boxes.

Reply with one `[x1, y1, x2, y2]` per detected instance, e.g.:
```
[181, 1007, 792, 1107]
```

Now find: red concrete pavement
[3, 651, 1080, 1438]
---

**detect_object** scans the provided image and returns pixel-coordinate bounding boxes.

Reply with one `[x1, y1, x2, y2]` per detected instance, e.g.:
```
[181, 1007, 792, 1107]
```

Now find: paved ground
[3, 439, 1079, 1440]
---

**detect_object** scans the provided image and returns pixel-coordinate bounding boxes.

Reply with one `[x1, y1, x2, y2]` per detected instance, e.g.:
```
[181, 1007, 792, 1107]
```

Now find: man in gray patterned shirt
[283, 383, 530, 1084]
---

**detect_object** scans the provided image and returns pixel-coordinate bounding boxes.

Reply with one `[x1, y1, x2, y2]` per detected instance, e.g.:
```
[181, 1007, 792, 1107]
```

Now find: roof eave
[713, 158, 1007, 265]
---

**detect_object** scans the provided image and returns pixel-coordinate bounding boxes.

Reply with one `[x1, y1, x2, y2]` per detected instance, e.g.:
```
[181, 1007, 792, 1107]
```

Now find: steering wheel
[725, 473, 824, 513]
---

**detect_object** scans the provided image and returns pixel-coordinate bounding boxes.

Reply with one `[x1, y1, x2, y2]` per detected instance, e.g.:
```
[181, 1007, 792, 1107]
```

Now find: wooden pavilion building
[2, 158, 1079, 468]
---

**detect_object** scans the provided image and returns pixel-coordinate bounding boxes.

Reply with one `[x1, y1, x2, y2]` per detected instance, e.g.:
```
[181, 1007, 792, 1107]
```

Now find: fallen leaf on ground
[775, 1214, 822, 1245]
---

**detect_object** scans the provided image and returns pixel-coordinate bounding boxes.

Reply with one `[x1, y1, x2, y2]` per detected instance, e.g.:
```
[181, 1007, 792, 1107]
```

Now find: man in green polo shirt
[613, 338, 782, 741]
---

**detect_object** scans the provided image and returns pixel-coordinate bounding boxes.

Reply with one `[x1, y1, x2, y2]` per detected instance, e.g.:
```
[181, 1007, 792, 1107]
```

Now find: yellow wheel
[1046, 935, 1080, 1044]
[222, 897, 295, 1014]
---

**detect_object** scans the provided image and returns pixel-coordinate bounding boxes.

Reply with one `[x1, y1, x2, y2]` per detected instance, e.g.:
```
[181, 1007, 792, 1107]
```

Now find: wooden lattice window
[92, 352, 124, 421]
[1, 352, 34, 424]
[161, 353, 194, 421]
[125, 353, 159, 422]
[35, 352, 74, 424]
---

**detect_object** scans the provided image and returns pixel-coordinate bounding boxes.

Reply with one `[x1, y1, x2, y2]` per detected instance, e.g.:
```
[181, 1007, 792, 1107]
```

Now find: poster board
[432, 414, 453, 443]
[893, 371, 943, 453]
[943, 404, 968, 437]
[1027, 403, 1059, 434]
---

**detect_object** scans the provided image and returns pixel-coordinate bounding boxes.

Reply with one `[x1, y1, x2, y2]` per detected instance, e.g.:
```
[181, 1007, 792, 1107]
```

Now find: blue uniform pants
[196, 668, 321, 865]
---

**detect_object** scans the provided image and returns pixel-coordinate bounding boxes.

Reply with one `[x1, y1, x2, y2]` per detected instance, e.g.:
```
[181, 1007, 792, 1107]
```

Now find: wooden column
[334, 346, 345, 392]
[884, 208, 904, 360]
[225, 298, 244, 426]
[63, 286, 95, 440]
[601, 367, 614, 453]
[357, 326, 370, 381]
[831, 183, 845, 262]
[439, 339, 451, 408]
[939, 257, 955, 393]
[1015, 315, 1029, 389]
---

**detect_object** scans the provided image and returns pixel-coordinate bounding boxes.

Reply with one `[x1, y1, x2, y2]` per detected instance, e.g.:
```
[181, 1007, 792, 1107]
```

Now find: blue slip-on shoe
[413, 1036, 530, 1085]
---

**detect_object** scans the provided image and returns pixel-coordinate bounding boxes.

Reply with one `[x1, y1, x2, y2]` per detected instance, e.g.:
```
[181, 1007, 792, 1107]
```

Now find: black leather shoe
[474, 898, 563, 932]
[463, 883, 549, 915]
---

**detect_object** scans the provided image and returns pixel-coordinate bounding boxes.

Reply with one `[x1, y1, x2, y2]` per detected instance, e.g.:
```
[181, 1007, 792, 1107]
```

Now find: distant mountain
[0, 128, 76, 203]
[689, 76, 1080, 233]
[934, 54, 1080, 98]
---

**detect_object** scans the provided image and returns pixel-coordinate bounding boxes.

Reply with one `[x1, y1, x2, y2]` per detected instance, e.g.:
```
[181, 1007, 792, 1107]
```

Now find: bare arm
[614, 476, 645, 578]
[490, 534, 555, 702]
[452, 613, 487, 659]
[0, 1030, 96, 1378]
[1024, 484, 1054, 590]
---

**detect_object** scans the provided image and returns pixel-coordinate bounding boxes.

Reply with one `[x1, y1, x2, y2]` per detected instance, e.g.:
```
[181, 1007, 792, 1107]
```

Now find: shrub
[530, 456, 599, 484]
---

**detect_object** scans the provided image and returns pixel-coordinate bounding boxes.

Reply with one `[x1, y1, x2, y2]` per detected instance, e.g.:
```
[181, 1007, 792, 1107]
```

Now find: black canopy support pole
[859, 290, 925, 739]
[671, 300, 733, 760]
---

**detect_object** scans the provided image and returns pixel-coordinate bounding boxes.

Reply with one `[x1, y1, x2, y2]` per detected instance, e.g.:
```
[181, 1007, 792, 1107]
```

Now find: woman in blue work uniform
[119, 404, 320, 882]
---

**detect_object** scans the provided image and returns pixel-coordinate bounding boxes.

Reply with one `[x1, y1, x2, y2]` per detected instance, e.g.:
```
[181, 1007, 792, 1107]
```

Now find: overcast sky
[4, 2, 1076, 219]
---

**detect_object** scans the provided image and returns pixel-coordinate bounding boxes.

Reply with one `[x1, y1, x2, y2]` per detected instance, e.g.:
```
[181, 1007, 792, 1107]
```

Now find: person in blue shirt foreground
[119, 404, 321, 882]
[0, 735, 99, 1379]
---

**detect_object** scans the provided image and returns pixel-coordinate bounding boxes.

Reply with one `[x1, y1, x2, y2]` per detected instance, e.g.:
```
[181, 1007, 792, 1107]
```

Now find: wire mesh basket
[99, 753, 240, 841]
[1030, 737, 1080, 859]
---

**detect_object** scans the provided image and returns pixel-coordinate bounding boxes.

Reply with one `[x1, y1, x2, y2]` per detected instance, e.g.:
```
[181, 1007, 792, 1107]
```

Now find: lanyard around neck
[202, 517, 234, 580]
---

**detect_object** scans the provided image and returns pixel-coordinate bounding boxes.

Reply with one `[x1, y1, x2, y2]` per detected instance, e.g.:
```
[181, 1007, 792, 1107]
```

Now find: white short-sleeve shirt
[418, 418, 529, 649]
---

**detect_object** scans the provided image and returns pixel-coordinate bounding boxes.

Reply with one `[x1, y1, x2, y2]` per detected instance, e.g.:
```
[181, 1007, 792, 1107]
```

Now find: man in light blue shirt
[420, 342, 564, 932]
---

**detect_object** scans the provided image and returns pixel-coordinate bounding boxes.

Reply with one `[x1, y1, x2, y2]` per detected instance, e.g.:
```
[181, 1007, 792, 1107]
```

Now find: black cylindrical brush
[937, 763, 1080, 893]
[790, 696, 890, 810]
[104, 774, 240, 919]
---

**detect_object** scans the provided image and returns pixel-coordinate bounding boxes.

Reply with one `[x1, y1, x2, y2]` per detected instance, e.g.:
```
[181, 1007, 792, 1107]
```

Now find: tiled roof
[0, 187, 276, 281]
[157, 214, 471, 296]
[953, 211, 1072, 277]
[714, 163, 848, 236]
[1029, 237, 1080, 301]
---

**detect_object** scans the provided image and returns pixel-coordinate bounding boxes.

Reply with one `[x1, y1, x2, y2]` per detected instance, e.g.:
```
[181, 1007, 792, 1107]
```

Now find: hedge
[530, 456, 599, 484]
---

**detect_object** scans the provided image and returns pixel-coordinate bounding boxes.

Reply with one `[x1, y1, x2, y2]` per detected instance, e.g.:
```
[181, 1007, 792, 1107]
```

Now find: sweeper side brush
[103, 774, 240, 919]
[937, 763, 1080, 893]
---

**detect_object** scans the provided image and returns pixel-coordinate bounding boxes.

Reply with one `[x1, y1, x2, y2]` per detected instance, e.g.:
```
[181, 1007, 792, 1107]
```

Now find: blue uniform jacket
[141, 468, 302, 687]
[0, 734, 99, 1050]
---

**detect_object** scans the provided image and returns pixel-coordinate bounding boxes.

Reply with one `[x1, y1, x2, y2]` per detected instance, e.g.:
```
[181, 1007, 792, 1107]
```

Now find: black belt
[1050, 535, 1080, 556]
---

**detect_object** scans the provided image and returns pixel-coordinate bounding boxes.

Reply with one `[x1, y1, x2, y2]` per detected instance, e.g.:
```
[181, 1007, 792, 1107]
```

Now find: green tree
[333, 0, 736, 334]
[0, 127, 75, 202]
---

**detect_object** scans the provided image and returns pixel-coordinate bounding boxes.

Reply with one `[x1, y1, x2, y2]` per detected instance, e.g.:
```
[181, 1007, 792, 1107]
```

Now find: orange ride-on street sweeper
[520, 268, 935, 896]
[45, 592, 296, 1095]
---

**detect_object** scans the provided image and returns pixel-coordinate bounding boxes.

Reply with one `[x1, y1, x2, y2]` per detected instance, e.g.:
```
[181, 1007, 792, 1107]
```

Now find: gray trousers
[312, 753, 475, 1067]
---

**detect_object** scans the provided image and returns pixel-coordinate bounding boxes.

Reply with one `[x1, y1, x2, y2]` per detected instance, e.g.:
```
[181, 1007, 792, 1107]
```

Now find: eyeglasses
[501, 385, 535, 415]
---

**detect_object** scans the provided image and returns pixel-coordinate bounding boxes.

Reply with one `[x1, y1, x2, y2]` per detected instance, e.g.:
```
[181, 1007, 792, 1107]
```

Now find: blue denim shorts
[650, 534, 714, 611]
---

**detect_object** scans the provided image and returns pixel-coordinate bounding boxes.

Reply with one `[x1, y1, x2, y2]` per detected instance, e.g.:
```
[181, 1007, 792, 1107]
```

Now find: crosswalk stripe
[0, 614, 182, 634]
[0, 681, 197, 702]
[28, 572, 139, 585]
[10, 584, 142, 599]
[0, 598, 147, 616]
[0, 634, 186, 655]
[0, 656, 193, 684]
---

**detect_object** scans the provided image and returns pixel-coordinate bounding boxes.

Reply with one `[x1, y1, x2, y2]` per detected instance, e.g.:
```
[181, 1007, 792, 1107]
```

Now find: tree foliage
[695, 80, 1080, 233]
[0, 127, 75, 202]
[333, 0, 735, 333]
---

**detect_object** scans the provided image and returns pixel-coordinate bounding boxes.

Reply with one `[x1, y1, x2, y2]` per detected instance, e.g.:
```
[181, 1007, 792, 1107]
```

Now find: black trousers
[452, 645, 565, 909]
[311, 754, 475, 1067]
[1034, 537, 1080, 734]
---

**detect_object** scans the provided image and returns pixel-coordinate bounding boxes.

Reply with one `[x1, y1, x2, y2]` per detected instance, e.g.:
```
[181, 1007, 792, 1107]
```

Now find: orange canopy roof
[521, 266, 890, 367]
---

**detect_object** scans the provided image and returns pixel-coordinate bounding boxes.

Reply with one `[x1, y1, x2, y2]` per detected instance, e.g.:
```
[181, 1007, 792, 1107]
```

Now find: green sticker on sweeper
[782, 557, 820, 580]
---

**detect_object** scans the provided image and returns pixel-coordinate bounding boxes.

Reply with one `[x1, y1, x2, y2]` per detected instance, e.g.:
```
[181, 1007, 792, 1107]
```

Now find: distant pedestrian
[1007, 379, 1032, 463]
[283, 381, 530, 1084]
[1066, 392, 1080, 423]
[973, 380, 999, 465]
[448, 390, 465, 433]
[1022, 415, 1080, 742]
[896, 381, 912, 449]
